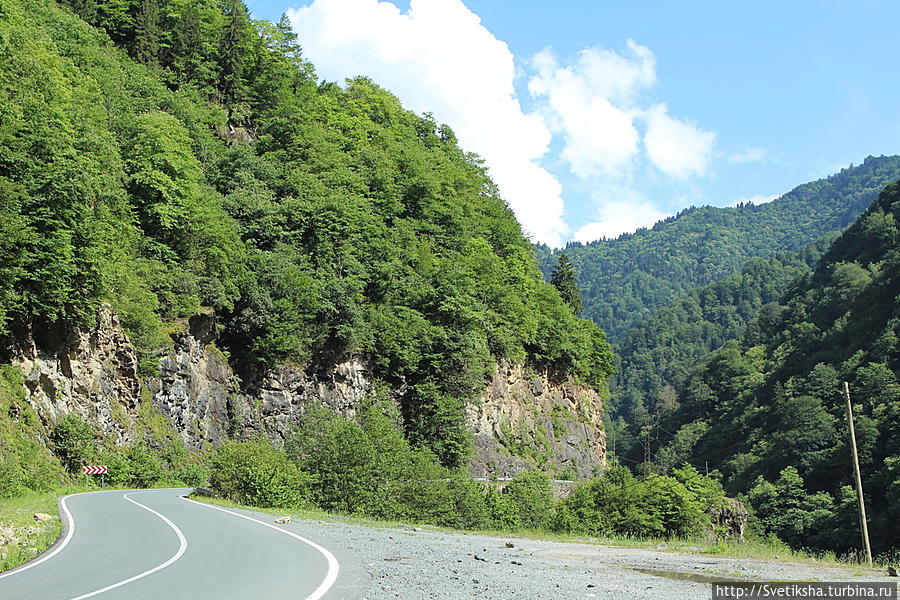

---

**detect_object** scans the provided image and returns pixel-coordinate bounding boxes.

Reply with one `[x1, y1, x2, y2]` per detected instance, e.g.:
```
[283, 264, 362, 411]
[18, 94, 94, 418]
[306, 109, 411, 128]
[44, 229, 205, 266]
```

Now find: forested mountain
[646, 181, 900, 556]
[538, 156, 900, 343]
[610, 234, 836, 427]
[4, 0, 897, 561]
[0, 0, 611, 471]
[1, 0, 737, 547]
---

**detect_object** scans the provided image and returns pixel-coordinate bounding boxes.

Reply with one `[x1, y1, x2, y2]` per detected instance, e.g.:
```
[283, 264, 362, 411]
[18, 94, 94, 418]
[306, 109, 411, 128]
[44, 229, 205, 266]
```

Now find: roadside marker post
[81, 465, 108, 488]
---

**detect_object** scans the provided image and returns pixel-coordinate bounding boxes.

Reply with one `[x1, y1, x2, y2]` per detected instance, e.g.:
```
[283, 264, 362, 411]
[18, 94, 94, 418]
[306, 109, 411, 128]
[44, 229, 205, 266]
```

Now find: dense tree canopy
[610, 236, 835, 427]
[641, 181, 900, 557]
[537, 156, 900, 343]
[0, 0, 612, 468]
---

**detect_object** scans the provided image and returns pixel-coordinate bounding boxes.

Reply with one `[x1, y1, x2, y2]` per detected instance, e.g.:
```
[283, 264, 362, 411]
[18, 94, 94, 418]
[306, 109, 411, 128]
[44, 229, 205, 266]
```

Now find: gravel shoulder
[217, 503, 896, 600]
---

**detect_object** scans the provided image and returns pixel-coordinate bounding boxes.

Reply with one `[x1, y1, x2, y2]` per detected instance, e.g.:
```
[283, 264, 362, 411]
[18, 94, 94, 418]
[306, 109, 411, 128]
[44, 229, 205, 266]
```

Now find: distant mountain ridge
[538, 155, 900, 343]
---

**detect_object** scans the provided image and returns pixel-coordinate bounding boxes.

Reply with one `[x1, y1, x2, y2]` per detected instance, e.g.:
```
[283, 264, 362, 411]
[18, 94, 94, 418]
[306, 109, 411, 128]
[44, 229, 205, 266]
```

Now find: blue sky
[244, 0, 900, 247]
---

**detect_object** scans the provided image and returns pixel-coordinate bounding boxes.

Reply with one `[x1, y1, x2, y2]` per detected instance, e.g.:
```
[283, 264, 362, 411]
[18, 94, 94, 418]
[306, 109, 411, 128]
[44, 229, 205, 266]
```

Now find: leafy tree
[747, 467, 836, 548]
[61, 0, 97, 23]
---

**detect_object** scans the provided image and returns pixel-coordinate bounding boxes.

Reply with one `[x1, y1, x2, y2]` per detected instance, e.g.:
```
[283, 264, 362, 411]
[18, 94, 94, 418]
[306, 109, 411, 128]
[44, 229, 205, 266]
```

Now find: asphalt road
[0, 489, 341, 600]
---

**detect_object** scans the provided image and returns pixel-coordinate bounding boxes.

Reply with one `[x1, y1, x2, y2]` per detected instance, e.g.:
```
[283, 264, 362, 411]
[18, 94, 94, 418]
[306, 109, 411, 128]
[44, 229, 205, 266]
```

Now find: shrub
[50, 414, 96, 473]
[208, 440, 310, 508]
[504, 470, 556, 530]
[174, 463, 210, 487]
[125, 445, 165, 488]
[286, 407, 378, 514]
[482, 486, 519, 530]
[556, 466, 716, 538]
[0, 453, 25, 499]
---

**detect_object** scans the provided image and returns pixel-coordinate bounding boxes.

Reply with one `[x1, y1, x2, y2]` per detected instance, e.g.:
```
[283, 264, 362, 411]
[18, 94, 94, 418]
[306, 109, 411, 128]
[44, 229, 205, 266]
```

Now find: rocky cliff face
[9, 310, 606, 477]
[9, 310, 141, 444]
[147, 312, 235, 449]
[6, 308, 372, 450]
[467, 362, 606, 479]
[148, 311, 371, 448]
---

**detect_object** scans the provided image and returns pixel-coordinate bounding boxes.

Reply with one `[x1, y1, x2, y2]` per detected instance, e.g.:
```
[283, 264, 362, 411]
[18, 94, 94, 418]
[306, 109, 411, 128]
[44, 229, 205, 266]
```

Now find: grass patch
[700, 539, 892, 571]
[0, 488, 76, 572]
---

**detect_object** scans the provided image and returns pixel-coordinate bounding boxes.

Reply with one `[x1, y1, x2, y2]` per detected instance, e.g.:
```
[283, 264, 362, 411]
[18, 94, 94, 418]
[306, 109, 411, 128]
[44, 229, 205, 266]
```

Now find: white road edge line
[181, 496, 340, 600]
[65, 491, 189, 600]
[0, 488, 129, 580]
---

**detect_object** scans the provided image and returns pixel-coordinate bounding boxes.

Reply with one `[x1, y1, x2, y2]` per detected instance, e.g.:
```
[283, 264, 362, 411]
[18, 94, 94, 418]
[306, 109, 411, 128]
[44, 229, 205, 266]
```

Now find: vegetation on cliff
[0, 0, 612, 471]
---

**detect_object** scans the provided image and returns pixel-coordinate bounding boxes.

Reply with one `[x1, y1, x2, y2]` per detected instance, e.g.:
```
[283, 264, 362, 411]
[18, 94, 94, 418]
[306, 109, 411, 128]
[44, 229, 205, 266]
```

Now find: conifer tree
[551, 253, 582, 314]
[171, 4, 202, 82]
[219, 0, 250, 121]
[64, 0, 97, 23]
[133, 0, 161, 65]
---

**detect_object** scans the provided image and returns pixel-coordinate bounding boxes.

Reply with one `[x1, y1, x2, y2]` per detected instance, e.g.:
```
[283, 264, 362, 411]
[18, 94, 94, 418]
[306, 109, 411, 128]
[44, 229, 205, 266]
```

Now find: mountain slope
[0, 0, 612, 475]
[654, 180, 900, 556]
[539, 156, 900, 343]
[611, 234, 836, 423]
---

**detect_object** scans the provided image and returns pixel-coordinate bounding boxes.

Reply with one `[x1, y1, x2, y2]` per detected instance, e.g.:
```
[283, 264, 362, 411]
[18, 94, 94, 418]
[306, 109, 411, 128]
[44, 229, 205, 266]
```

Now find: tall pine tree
[551, 254, 582, 314]
[63, 0, 97, 24]
[219, 0, 250, 122]
[133, 0, 161, 66]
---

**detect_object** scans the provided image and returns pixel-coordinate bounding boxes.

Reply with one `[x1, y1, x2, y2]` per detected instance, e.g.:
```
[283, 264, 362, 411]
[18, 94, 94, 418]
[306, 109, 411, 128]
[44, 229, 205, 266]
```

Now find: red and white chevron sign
[81, 465, 108, 475]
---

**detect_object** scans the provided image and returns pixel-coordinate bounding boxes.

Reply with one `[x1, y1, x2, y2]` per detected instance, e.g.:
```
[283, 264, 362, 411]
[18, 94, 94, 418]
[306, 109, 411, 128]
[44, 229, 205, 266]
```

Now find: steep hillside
[538, 156, 900, 342]
[611, 234, 835, 425]
[652, 180, 900, 556]
[0, 0, 611, 485]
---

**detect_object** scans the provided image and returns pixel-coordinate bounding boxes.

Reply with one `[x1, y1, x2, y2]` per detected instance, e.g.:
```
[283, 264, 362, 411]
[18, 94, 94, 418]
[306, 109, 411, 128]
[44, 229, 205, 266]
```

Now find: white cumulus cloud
[528, 43, 716, 182]
[643, 104, 716, 178]
[528, 42, 656, 178]
[286, 0, 568, 246]
[572, 190, 667, 243]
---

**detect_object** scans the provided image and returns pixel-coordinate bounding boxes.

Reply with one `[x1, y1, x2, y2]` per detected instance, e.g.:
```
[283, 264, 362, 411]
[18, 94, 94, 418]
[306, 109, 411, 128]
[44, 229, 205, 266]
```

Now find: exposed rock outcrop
[243, 357, 370, 439]
[9, 309, 607, 479]
[711, 497, 749, 540]
[147, 310, 371, 447]
[467, 362, 606, 478]
[147, 312, 236, 449]
[10, 310, 141, 443]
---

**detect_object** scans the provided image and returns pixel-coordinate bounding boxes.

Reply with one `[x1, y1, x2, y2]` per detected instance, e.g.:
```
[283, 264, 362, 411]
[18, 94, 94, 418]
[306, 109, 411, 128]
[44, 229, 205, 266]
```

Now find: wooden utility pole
[843, 382, 873, 567]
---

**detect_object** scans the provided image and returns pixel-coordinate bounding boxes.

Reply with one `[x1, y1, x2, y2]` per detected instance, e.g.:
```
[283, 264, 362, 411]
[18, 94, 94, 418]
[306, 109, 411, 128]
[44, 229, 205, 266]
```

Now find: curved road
[0, 489, 340, 600]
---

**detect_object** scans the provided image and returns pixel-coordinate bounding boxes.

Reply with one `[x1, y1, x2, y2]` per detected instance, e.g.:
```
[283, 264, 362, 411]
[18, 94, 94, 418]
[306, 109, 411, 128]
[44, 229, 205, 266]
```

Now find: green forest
[611, 236, 836, 429]
[0, 0, 612, 474]
[629, 181, 900, 556]
[538, 155, 900, 343]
